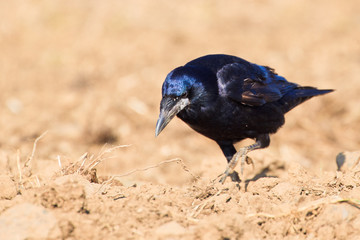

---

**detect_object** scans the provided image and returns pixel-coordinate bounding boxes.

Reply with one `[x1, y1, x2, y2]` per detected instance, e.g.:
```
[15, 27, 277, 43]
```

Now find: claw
[219, 168, 231, 183]
[245, 156, 253, 165]
[246, 156, 255, 171]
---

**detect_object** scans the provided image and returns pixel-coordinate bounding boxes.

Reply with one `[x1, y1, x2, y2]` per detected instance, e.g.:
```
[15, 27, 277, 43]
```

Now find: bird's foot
[220, 147, 248, 184]
[218, 170, 241, 183]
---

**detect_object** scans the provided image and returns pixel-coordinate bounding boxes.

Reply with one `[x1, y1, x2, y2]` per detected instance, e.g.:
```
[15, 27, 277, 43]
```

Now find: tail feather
[280, 87, 333, 113]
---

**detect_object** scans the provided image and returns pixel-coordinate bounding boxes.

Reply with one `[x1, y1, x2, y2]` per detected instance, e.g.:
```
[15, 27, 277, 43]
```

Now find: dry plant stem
[35, 175, 41, 187]
[81, 144, 131, 173]
[57, 155, 64, 175]
[102, 158, 198, 186]
[114, 158, 183, 178]
[60, 145, 130, 176]
[16, 149, 22, 183]
[190, 189, 224, 218]
[96, 158, 191, 194]
[88, 156, 118, 170]
[77, 153, 89, 174]
[23, 131, 48, 168]
[57, 155, 62, 169]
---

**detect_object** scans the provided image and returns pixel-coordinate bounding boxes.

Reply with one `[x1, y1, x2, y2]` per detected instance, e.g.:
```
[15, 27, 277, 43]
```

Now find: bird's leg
[220, 144, 258, 183]
[220, 134, 270, 184]
[217, 142, 240, 182]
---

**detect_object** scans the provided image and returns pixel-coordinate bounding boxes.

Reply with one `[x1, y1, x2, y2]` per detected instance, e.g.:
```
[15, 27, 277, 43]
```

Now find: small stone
[336, 151, 360, 172]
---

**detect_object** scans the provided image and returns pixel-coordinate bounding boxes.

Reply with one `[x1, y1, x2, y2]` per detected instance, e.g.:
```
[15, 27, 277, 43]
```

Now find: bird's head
[155, 66, 196, 137]
[155, 66, 217, 136]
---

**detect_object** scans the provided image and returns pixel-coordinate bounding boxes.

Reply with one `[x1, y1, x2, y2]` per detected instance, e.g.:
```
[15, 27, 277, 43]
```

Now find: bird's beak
[155, 97, 190, 137]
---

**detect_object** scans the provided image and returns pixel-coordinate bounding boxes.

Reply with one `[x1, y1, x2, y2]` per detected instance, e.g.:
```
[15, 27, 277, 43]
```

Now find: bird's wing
[217, 63, 298, 106]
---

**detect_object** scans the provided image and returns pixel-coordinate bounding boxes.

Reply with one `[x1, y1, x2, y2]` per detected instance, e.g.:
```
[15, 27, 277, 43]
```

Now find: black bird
[155, 54, 333, 183]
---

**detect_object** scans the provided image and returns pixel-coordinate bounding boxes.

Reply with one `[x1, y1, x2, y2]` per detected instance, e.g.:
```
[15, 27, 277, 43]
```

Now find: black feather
[157, 54, 333, 181]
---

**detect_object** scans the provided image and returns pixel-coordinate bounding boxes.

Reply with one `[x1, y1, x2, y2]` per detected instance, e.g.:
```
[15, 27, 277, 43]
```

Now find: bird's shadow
[244, 164, 283, 192]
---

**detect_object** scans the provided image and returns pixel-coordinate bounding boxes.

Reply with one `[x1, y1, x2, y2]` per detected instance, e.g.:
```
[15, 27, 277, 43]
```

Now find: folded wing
[217, 63, 298, 106]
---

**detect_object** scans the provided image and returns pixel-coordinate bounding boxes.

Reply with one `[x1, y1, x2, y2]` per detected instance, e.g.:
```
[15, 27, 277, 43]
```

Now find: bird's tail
[279, 87, 333, 113]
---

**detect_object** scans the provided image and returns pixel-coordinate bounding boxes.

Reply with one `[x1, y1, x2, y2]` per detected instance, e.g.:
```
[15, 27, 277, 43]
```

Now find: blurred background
[0, 0, 359, 184]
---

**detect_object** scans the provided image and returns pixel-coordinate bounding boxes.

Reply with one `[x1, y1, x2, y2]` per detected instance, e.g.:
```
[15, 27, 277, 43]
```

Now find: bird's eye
[181, 92, 188, 98]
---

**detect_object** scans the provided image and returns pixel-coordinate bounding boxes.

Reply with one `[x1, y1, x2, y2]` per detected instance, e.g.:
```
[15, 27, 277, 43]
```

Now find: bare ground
[0, 1, 360, 239]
